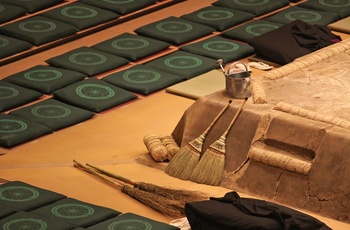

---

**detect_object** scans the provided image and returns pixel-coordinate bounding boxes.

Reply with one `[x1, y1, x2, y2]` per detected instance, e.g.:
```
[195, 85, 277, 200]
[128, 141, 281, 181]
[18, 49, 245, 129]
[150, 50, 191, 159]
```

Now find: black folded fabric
[0, 3, 26, 24]
[0, 0, 64, 13]
[0, 34, 33, 59]
[185, 191, 331, 230]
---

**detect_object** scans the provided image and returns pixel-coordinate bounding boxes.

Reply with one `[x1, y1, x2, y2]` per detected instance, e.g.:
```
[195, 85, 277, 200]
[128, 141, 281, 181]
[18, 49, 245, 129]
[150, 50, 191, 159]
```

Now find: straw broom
[86, 163, 209, 204]
[165, 100, 232, 180]
[189, 97, 248, 186]
[73, 160, 185, 218]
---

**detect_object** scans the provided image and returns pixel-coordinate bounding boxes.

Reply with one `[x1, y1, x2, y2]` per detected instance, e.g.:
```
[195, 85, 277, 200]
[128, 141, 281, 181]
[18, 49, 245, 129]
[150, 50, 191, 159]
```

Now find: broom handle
[86, 163, 134, 185]
[222, 97, 248, 137]
[202, 100, 232, 136]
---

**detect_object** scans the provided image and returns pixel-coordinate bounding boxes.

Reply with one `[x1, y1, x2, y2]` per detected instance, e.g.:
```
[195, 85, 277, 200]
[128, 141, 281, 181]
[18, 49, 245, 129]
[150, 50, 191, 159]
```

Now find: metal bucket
[225, 63, 251, 99]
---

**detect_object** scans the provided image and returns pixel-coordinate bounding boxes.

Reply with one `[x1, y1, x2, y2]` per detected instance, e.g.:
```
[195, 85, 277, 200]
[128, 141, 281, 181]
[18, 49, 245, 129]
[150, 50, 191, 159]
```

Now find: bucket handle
[226, 62, 250, 76]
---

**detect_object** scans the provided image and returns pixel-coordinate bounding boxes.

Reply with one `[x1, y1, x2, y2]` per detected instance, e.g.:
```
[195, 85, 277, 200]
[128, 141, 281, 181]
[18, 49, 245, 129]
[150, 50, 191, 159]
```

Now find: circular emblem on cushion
[3, 218, 47, 230]
[69, 52, 107, 65]
[245, 24, 279, 36]
[197, 10, 234, 20]
[0, 86, 19, 99]
[164, 56, 202, 69]
[108, 219, 152, 230]
[103, 0, 135, 4]
[61, 6, 98, 18]
[123, 70, 161, 83]
[156, 21, 193, 33]
[285, 11, 322, 22]
[0, 119, 28, 133]
[202, 41, 239, 52]
[31, 105, 71, 118]
[0, 186, 39, 201]
[76, 84, 115, 99]
[233, 0, 269, 6]
[319, 0, 350, 7]
[24, 70, 62, 81]
[51, 204, 95, 219]
[112, 38, 149, 50]
[0, 5, 4, 13]
[19, 20, 56, 32]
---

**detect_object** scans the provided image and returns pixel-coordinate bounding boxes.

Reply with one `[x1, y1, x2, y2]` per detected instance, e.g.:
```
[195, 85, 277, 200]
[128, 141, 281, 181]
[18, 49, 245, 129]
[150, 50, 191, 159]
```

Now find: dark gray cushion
[0, 3, 26, 24]
[52, 78, 137, 112]
[102, 64, 184, 95]
[145, 50, 218, 80]
[41, 2, 120, 30]
[180, 35, 254, 63]
[45, 46, 129, 77]
[92, 32, 171, 61]
[134, 16, 215, 45]
[3, 65, 87, 94]
[0, 0, 64, 13]
[9, 99, 95, 131]
[298, 0, 350, 18]
[0, 204, 16, 219]
[180, 6, 255, 31]
[0, 35, 32, 59]
[0, 15, 79, 46]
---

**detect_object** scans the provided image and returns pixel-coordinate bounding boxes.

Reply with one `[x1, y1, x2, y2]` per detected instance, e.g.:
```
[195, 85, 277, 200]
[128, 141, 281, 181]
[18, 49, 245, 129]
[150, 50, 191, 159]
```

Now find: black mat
[0, 3, 26, 24]
[298, 0, 350, 18]
[0, 34, 33, 59]
[0, 0, 64, 13]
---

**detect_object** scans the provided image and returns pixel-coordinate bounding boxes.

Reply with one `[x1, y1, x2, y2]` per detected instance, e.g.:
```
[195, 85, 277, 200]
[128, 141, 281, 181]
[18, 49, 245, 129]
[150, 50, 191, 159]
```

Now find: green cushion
[0, 15, 79, 46]
[212, 0, 290, 16]
[134, 16, 215, 45]
[0, 3, 26, 24]
[222, 19, 283, 42]
[86, 212, 179, 230]
[0, 205, 16, 219]
[0, 81, 43, 113]
[0, 181, 66, 211]
[46, 46, 129, 77]
[145, 50, 218, 80]
[299, 0, 350, 18]
[79, 0, 157, 15]
[0, 35, 33, 59]
[180, 35, 254, 63]
[180, 6, 255, 31]
[0, 0, 64, 13]
[3, 65, 87, 94]
[0, 211, 75, 230]
[32, 197, 121, 228]
[92, 32, 171, 61]
[265, 6, 341, 26]
[102, 64, 184, 95]
[52, 78, 137, 112]
[9, 99, 95, 131]
[41, 2, 120, 30]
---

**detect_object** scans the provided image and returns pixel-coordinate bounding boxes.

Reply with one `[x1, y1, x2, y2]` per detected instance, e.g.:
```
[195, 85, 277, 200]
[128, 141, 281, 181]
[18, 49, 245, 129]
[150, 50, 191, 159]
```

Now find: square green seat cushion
[102, 64, 184, 95]
[0, 211, 75, 230]
[46, 46, 129, 77]
[92, 32, 171, 61]
[9, 99, 95, 131]
[180, 35, 254, 63]
[41, 2, 120, 30]
[3, 65, 87, 94]
[0, 81, 43, 113]
[0, 0, 64, 13]
[222, 19, 283, 42]
[0, 15, 79, 46]
[86, 212, 179, 230]
[0, 3, 26, 24]
[79, 0, 157, 15]
[134, 16, 215, 45]
[31, 197, 121, 228]
[0, 205, 16, 219]
[265, 6, 341, 26]
[0, 181, 66, 211]
[0, 35, 33, 59]
[212, 0, 290, 16]
[52, 78, 137, 113]
[145, 51, 218, 80]
[298, 0, 350, 18]
[180, 6, 255, 31]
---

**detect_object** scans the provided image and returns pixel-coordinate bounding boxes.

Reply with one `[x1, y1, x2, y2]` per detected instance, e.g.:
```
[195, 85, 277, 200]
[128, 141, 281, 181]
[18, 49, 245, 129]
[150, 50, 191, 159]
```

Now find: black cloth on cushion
[222, 19, 283, 42]
[41, 2, 120, 30]
[0, 81, 43, 113]
[180, 35, 254, 63]
[102, 64, 184, 95]
[3, 65, 87, 94]
[0, 34, 33, 59]
[92, 32, 171, 61]
[145, 51, 218, 80]
[185, 191, 331, 230]
[0, 3, 26, 24]
[0, 15, 79, 46]
[0, 181, 66, 211]
[0, 0, 64, 13]
[265, 6, 341, 26]
[9, 99, 95, 131]
[134, 16, 215, 45]
[0, 211, 75, 230]
[32, 197, 121, 228]
[52, 78, 137, 113]
[86, 212, 179, 230]
[79, 0, 157, 15]
[212, 0, 290, 16]
[45, 46, 129, 77]
[180, 6, 254, 31]
[298, 0, 350, 18]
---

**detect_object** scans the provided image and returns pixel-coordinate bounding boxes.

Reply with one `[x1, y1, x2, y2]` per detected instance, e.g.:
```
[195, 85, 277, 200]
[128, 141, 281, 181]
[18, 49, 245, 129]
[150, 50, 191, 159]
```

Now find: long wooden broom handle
[86, 163, 134, 185]
[202, 100, 232, 136]
[222, 97, 248, 137]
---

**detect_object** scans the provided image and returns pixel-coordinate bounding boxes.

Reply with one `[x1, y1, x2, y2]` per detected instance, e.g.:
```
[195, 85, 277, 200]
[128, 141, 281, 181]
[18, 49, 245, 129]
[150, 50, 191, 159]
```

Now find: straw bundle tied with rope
[165, 100, 232, 180]
[189, 98, 248, 186]
[73, 160, 186, 218]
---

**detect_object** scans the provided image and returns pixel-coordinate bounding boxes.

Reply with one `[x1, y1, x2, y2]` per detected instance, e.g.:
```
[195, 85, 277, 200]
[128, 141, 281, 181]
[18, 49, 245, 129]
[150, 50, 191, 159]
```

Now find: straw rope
[160, 134, 180, 160]
[251, 76, 267, 104]
[274, 102, 350, 130]
[143, 134, 168, 162]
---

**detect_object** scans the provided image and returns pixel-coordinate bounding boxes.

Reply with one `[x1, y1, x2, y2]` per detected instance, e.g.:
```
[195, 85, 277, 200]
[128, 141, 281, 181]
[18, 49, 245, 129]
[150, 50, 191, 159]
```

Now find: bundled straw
[73, 160, 185, 218]
[189, 98, 248, 186]
[165, 100, 232, 180]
